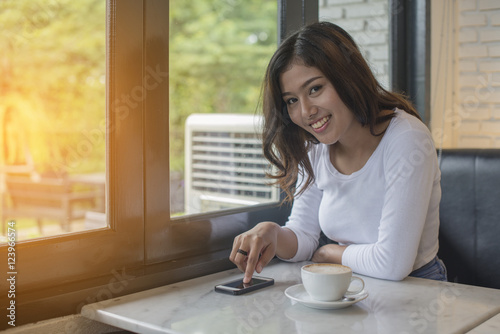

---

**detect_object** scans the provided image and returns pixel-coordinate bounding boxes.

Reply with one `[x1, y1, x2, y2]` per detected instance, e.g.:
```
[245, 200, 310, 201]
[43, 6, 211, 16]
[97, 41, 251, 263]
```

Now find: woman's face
[279, 63, 359, 146]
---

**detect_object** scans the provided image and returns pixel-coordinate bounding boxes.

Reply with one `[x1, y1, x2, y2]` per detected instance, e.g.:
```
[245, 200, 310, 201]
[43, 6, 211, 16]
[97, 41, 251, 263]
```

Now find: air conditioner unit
[184, 113, 279, 214]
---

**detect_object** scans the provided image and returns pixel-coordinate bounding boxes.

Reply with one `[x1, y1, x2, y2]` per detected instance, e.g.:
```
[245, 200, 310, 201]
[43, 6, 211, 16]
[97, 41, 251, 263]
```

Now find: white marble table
[467, 313, 500, 334]
[82, 260, 500, 334]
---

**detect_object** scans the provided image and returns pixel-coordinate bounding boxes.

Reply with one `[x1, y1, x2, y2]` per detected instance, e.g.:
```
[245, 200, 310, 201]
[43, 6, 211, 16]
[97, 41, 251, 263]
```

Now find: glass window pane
[319, 0, 390, 89]
[0, 0, 106, 242]
[169, 0, 279, 216]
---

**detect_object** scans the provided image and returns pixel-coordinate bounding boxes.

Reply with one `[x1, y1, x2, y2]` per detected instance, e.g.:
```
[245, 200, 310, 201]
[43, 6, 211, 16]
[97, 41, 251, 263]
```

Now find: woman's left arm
[311, 243, 346, 263]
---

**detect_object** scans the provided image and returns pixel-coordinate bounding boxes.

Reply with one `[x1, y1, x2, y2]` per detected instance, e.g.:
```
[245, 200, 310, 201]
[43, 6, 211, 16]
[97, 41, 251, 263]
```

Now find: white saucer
[284, 284, 368, 310]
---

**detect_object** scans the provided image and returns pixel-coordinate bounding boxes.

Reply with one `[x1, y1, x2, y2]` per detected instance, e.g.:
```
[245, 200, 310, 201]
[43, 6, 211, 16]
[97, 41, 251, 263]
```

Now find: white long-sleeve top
[282, 109, 441, 281]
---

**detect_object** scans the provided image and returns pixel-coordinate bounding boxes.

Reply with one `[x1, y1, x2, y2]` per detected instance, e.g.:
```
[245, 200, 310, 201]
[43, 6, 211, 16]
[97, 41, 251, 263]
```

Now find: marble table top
[82, 260, 500, 334]
[467, 313, 500, 334]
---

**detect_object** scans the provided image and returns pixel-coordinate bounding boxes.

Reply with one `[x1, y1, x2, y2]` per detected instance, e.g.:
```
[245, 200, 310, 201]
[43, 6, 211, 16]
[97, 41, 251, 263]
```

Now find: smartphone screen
[214, 276, 274, 295]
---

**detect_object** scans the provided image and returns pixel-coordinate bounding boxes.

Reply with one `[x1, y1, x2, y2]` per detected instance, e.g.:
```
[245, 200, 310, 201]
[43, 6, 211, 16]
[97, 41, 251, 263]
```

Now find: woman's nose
[300, 99, 317, 119]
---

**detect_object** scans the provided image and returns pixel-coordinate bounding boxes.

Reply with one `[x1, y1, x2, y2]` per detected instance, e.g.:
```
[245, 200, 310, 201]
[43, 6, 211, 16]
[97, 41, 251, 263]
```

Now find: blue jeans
[409, 256, 448, 281]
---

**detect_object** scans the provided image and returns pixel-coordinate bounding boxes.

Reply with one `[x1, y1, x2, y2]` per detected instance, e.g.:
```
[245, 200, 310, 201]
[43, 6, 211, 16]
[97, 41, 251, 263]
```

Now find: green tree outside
[0, 0, 106, 176]
[169, 0, 277, 171]
[0, 0, 277, 177]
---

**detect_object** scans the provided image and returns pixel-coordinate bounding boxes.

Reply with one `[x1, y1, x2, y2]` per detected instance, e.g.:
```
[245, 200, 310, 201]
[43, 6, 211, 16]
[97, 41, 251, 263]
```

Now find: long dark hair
[262, 21, 419, 203]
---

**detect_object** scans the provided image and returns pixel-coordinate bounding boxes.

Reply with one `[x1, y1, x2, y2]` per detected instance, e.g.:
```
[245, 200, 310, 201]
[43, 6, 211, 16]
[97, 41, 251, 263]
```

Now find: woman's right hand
[230, 221, 298, 283]
[230, 221, 281, 283]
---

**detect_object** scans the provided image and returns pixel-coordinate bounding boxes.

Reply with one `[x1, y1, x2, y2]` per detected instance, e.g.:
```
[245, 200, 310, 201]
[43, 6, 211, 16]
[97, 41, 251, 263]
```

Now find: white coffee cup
[301, 263, 365, 301]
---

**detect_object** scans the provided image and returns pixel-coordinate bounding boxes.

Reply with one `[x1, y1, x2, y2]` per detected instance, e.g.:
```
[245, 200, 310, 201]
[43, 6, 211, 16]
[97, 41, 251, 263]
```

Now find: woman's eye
[287, 97, 298, 105]
[310, 85, 322, 94]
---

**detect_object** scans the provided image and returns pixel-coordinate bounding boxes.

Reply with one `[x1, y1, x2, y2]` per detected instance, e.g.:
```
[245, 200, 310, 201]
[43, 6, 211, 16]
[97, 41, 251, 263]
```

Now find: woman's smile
[310, 115, 331, 131]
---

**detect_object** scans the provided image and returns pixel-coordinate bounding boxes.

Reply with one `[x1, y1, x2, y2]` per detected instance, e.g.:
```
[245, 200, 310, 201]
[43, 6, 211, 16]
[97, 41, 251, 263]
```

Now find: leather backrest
[438, 149, 500, 289]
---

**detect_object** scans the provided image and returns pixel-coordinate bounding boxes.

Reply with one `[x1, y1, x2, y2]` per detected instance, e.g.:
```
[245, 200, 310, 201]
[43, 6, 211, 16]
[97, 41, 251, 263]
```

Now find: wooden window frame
[1, 0, 309, 327]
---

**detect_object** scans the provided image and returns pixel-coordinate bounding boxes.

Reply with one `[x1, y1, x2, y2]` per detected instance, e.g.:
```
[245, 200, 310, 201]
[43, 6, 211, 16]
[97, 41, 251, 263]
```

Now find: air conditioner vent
[184, 114, 279, 214]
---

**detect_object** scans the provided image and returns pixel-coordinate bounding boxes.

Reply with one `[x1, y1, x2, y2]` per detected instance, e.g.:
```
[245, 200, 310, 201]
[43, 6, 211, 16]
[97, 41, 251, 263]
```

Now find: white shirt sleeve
[279, 168, 323, 262]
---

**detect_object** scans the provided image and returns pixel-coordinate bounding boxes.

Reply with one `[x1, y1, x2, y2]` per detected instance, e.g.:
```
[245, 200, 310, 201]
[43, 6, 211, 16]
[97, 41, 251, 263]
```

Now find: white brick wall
[490, 45, 500, 56]
[432, 0, 499, 149]
[479, 0, 500, 11]
[459, 13, 488, 26]
[459, 44, 489, 57]
[456, 0, 500, 148]
[319, 0, 390, 88]
[321, 0, 500, 149]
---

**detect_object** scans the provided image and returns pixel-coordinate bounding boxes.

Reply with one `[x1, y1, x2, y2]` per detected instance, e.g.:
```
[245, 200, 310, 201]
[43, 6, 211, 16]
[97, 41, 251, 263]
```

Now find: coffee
[304, 264, 351, 274]
[301, 263, 364, 301]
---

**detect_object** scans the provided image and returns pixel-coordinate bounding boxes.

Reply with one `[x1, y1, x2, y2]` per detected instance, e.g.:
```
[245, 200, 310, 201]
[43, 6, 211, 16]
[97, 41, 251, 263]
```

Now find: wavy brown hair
[262, 21, 420, 203]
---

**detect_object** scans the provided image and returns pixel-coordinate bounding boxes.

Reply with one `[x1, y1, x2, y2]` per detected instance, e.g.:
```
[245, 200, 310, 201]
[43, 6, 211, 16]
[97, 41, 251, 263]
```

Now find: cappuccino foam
[304, 264, 351, 274]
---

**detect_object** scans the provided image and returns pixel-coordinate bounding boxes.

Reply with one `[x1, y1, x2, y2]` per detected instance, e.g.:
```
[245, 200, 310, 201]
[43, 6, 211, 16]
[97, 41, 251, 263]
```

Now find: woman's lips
[311, 115, 331, 131]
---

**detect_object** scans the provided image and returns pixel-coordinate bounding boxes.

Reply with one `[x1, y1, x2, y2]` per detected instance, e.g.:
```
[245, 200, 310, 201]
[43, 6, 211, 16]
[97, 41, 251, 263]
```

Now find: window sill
[9, 250, 234, 328]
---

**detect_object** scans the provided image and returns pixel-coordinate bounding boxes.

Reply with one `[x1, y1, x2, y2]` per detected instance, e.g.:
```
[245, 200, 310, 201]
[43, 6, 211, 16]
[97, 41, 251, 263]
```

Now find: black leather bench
[438, 149, 500, 289]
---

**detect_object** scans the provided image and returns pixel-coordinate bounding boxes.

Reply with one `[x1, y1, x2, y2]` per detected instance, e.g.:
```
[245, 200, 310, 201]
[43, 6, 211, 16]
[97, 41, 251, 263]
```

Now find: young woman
[230, 22, 446, 284]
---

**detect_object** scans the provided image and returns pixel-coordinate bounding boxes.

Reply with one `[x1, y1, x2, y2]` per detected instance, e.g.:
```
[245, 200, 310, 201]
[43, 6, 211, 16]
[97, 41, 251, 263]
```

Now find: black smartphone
[214, 276, 274, 295]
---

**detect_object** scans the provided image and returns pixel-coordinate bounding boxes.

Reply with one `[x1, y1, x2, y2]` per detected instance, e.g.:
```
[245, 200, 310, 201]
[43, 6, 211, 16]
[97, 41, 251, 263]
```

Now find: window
[169, 0, 279, 216]
[0, 0, 292, 327]
[1, 1, 147, 326]
[0, 0, 106, 242]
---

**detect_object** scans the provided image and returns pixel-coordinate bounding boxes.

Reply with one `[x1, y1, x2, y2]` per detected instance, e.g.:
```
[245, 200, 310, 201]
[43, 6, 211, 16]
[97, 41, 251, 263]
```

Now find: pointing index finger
[243, 248, 261, 283]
